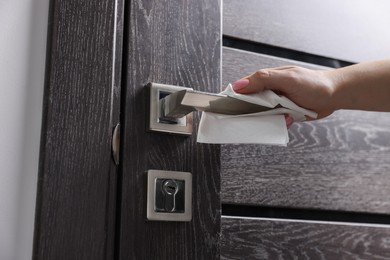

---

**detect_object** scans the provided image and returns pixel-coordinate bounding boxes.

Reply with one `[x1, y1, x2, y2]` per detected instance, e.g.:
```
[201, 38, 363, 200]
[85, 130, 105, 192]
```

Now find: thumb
[231, 69, 288, 94]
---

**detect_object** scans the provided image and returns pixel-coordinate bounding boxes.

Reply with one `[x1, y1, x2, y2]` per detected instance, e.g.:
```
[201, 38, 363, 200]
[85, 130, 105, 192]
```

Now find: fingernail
[285, 115, 294, 128]
[231, 79, 249, 91]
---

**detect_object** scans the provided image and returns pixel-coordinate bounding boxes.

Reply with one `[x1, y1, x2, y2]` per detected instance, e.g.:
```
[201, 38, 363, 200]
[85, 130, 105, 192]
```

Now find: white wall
[0, 0, 49, 259]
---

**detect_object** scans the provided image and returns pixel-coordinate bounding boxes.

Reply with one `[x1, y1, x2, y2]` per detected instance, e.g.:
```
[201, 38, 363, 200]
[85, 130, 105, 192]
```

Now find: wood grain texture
[222, 48, 390, 214]
[33, 0, 123, 259]
[222, 47, 328, 87]
[118, 0, 221, 259]
[223, 0, 390, 63]
[221, 217, 390, 260]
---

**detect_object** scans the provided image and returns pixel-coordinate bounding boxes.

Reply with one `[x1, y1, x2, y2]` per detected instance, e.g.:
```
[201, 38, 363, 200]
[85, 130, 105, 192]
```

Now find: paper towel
[197, 84, 317, 145]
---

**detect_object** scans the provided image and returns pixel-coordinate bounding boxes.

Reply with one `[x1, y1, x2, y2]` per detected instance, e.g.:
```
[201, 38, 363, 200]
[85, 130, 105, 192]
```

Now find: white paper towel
[197, 84, 317, 145]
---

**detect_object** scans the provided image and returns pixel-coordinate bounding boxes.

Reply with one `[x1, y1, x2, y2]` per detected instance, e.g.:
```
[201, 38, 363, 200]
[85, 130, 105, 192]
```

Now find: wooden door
[33, 0, 221, 259]
[221, 0, 390, 259]
[116, 0, 221, 259]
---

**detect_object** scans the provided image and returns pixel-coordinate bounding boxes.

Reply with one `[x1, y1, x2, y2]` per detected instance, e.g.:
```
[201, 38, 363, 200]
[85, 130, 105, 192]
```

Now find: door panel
[222, 217, 390, 260]
[222, 3, 390, 259]
[222, 47, 390, 214]
[118, 0, 221, 259]
[33, 0, 123, 259]
[224, 0, 390, 62]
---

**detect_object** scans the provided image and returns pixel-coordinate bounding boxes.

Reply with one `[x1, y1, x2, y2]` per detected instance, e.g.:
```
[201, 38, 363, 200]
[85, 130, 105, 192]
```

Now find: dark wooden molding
[117, 0, 221, 259]
[222, 217, 390, 259]
[223, 36, 353, 68]
[33, 0, 124, 259]
[222, 204, 390, 225]
[222, 47, 327, 87]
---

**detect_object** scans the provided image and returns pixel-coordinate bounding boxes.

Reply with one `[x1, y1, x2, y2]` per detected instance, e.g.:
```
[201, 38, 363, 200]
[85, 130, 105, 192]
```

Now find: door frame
[33, 0, 221, 259]
[33, 0, 123, 259]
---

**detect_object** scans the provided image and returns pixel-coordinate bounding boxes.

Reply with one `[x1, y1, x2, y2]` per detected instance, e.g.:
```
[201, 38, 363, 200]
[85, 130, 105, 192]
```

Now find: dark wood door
[221, 0, 390, 259]
[116, 0, 221, 259]
[33, 0, 221, 259]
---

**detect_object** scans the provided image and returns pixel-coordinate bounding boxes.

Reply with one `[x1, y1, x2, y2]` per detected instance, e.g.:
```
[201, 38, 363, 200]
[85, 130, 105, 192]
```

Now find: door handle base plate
[147, 82, 193, 135]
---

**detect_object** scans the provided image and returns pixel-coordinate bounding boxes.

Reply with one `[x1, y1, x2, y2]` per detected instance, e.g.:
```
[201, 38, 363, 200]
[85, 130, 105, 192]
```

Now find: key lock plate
[146, 170, 192, 222]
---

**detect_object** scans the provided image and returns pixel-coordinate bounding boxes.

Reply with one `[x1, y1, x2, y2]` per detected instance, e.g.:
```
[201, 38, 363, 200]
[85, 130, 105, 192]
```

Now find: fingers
[231, 68, 291, 94]
[285, 114, 294, 128]
[230, 79, 249, 91]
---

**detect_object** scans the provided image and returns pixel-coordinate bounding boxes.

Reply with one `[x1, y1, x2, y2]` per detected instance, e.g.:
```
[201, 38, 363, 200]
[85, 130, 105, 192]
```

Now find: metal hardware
[163, 89, 273, 116]
[112, 123, 120, 166]
[147, 82, 193, 135]
[147, 82, 273, 135]
[146, 170, 192, 222]
[155, 178, 185, 213]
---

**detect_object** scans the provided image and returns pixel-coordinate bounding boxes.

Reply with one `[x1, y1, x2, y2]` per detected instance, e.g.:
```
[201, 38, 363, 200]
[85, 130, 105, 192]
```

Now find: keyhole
[163, 180, 178, 195]
[162, 180, 178, 212]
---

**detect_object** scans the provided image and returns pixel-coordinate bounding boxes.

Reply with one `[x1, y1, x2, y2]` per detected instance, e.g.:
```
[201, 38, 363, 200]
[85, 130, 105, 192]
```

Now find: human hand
[231, 66, 336, 121]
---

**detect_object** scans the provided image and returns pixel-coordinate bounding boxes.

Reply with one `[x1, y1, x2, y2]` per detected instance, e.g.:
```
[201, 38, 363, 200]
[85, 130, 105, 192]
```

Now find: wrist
[325, 69, 347, 111]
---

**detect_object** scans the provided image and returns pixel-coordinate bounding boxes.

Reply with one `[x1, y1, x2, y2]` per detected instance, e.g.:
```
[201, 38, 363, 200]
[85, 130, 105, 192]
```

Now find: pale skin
[231, 60, 390, 126]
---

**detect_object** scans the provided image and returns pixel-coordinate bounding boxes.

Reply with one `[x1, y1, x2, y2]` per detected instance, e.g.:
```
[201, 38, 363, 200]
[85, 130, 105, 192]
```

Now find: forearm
[329, 60, 390, 112]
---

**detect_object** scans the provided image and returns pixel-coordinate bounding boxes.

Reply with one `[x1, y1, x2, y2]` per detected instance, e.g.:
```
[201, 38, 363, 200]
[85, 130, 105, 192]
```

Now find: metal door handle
[147, 82, 272, 136]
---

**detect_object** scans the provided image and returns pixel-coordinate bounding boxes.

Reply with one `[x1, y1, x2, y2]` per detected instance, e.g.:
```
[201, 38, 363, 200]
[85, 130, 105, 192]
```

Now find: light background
[0, 0, 49, 259]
